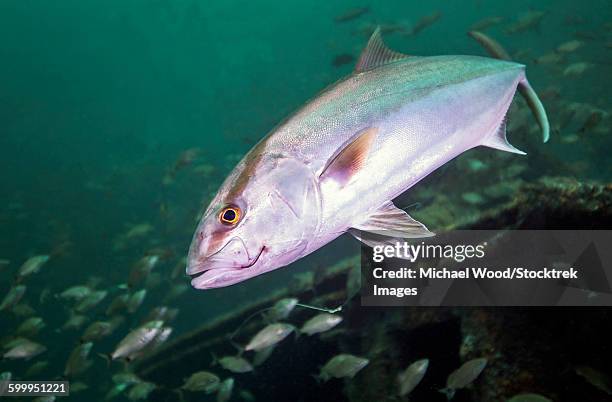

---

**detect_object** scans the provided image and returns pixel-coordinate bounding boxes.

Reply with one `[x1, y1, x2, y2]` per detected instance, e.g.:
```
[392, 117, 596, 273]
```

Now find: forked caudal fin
[468, 30, 550, 143]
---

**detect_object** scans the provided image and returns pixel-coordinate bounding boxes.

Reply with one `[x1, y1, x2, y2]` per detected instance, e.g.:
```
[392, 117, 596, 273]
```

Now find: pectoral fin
[319, 127, 378, 187]
[350, 201, 434, 239]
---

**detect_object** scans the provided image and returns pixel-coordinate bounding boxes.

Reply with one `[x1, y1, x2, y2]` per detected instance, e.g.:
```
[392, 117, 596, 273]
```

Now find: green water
[0, 0, 610, 401]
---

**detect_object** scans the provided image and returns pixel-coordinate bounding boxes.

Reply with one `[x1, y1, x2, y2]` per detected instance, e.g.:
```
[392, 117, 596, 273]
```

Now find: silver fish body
[187, 29, 548, 289]
[245, 323, 295, 352]
[300, 313, 343, 336]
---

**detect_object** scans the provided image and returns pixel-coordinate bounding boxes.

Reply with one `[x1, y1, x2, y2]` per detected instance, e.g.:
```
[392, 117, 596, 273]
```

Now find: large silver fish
[187, 28, 549, 289]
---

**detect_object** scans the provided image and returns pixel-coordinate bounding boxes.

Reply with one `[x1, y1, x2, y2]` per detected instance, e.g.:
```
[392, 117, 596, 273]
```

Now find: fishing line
[228, 307, 274, 341]
[295, 303, 343, 314]
[400, 201, 422, 211]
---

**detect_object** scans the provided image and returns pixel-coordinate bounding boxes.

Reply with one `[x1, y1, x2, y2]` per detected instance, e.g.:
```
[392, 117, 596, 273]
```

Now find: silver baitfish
[110, 320, 164, 361]
[16, 316, 45, 337]
[397, 358, 429, 396]
[64, 342, 93, 378]
[106, 293, 130, 316]
[3, 339, 46, 360]
[127, 381, 156, 400]
[17, 255, 50, 279]
[127, 289, 147, 314]
[264, 298, 298, 322]
[442, 357, 488, 399]
[0, 285, 26, 311]
[180, 371, 220, 393]
[128, 255, 159, 288]
[214, 355, 254, 373]
[244, 323, 295, 352]
[216, 377, 235, 402]
[318, 354, 370, 382]
[300, 313, 343, 336]
[81, 317, 123, 342]
[62, 313, 89, 331]
[57, 285, 92, 302]
[75, 290, 108, 313]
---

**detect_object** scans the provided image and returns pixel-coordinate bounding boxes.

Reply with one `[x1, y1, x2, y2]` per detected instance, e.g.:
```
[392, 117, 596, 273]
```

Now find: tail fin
[517, 79, 550, 142]
[468, 30, 550, 142]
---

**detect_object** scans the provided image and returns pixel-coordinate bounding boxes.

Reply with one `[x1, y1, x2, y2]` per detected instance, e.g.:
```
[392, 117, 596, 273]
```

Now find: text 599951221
[0, 381, 69, 396]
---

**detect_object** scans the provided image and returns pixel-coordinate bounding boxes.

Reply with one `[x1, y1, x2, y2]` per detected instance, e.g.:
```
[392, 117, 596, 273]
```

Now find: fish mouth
[188, 246, 265, 289]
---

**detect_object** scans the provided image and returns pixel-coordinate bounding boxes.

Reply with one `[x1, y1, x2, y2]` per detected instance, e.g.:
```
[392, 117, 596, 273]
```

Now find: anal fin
[350, 201, 434, 239]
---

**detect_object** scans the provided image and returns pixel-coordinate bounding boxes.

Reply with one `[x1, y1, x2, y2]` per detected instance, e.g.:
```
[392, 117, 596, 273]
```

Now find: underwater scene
[1, 0, 611, 401]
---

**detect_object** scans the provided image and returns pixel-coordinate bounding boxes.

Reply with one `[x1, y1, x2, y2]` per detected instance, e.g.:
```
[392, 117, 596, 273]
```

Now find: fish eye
[219, 206, 241, 226]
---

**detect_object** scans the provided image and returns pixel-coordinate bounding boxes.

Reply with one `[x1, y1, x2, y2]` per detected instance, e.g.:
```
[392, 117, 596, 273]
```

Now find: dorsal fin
[355, 27, 410, 73]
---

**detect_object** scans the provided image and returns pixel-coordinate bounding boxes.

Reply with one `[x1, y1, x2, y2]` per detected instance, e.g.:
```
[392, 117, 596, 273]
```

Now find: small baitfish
[81, 320, 116, 342]
[127, 289, 147, 313]
[442, 357, 488, 399]
[318, 354, 369, 382]
[245, 323, 295, 352]
[75, 290, 108, 313]
[64, 342, 93, 378]
[3, 339, 46, 360]
[214, 355, 254, 373]
[181, 371, 220, 393]
[216, 377, 234, 402]
[264, 298, 298, 322]
[300, 313, 343, 336]
[397, 358, 429, 396]
[17, 255, 50, 280]
[127, 381, 156, 400]
[61, 313, 88, 331]
[0, 285, 26, 311]
[187, 28, 549, 289]
[57, 285, 92, 301]
[110, 320, 164, 361]
[16, 317, 45, 337]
